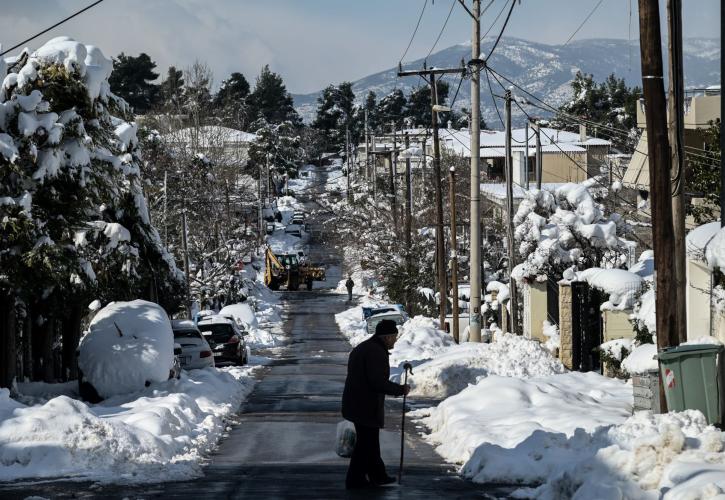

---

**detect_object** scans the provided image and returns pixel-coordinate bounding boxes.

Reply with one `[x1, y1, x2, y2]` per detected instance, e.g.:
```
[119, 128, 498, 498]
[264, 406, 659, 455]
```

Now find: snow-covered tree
[0, 37, 184, 385]
[512, 182, 632, 283]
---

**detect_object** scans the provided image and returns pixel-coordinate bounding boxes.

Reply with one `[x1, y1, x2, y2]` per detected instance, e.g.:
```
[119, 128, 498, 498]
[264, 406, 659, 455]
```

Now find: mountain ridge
[292, 36, 720, 128]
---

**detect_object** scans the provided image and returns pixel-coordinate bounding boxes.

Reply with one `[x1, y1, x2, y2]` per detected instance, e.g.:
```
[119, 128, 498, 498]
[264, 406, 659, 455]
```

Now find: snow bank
[78, 300, 174, 399]
[0, 366, 258, 483]
[389, 316, 454, 367]
[528, 410, 725, 499]
[395, 334, 565, 399]
[415, 372, 632, 486]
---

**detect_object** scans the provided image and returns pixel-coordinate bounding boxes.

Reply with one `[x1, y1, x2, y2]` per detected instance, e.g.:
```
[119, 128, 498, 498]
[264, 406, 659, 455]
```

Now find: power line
[426, 0, 457, 61]
[400, 0, 429, 64]
[1, 0, 106, 56]
[563, 0, 605, 46]
[484, 0, 516, 61]
[480, 0, 509, 41]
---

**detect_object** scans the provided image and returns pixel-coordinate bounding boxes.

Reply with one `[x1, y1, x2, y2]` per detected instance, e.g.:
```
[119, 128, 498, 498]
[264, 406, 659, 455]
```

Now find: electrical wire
[400, 0, 429, 64]
[563, 0, 605, 46]
[426, 0, 457, 61]
[484, 0, 516, 61]
[1, 0, 106, 56]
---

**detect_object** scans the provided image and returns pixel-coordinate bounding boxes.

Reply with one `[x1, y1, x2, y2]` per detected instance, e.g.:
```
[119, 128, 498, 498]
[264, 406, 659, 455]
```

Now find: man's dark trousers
[347, 288, 353, 301]
[346, 423, 386, 486]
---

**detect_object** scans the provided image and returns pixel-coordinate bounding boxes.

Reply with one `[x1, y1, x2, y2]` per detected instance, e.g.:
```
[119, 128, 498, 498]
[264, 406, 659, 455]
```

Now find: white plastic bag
[335, 420, 356, 457]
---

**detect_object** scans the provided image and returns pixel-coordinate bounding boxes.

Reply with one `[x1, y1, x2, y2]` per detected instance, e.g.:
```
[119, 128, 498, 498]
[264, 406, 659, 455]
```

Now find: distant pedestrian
[341, 319, 409, 489]
[345, 275, 354, 302]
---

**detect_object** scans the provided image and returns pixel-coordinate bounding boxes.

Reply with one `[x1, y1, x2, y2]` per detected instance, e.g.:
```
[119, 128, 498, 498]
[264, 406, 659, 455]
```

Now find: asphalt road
[0, 165, 514, 499]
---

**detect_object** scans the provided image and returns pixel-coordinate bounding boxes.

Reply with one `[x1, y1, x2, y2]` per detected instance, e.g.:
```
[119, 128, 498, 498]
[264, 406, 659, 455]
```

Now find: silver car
[171, 320, 215, 370]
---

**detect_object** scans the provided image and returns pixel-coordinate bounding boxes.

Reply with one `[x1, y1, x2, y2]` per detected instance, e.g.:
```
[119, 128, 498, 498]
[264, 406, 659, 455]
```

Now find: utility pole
[258, 164, 263, 245]
[667, 0, 687, 344]
[432, 74, 447, 327]
[524, 120, 530, 189]
[346, 126, 352, 203]
[504, 89, 519, 334]
[721, 0, 725, 228]
[405, 132, 413, 313]
[534, 120, 542, 189]
[163, 170, 168, 245]
[639, 0, 679, 410]
[181, 210, 191, 318]
[449, 166, 460, 342]
[365, 109, 370, 184]
[468, 0, 483, 342]
[372, 133, 377, 206]
[397, 66, 465, 328]
[390, 120, 399, 231]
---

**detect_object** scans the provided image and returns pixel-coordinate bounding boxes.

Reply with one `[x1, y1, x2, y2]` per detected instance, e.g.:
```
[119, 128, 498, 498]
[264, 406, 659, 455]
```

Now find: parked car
[171, 320, 215, 370]
[197, 316, 249, 365]
[361, 304, 407, 321]
[285, 223, 303, 237]
[365, 309, 409, 336]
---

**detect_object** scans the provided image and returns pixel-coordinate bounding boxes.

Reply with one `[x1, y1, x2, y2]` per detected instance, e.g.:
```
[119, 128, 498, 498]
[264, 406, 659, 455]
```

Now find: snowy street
[1, 293, 496, 498]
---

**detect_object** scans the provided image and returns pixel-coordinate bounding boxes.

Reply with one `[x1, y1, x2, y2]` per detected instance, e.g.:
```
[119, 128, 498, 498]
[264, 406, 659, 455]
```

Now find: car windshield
[198, 323, 235, 342]
[173, 329, 202, 339]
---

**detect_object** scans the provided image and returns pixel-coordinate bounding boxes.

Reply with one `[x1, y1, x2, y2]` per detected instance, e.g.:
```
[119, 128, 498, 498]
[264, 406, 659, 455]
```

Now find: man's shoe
[371, 475, 397, 486]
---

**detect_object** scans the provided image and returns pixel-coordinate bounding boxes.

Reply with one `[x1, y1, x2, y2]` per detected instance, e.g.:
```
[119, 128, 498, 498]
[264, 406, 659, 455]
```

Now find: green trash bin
[658, 344, 724, 425]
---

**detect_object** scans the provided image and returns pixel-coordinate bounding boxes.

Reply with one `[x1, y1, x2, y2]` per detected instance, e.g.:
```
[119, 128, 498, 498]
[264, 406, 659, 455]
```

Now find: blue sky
[0, 0, 720, 93]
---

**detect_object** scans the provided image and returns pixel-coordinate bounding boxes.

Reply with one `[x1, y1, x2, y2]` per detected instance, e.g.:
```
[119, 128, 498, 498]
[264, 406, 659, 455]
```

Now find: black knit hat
[374, 319, 399, 337]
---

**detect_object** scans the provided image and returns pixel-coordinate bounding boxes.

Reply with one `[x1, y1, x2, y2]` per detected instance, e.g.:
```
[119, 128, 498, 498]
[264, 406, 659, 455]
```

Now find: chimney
[579, 124, 587, 143]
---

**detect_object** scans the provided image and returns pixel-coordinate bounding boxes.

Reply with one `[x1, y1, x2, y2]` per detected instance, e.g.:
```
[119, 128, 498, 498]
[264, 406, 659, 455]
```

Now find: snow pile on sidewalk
[78, 300, 174, 399]
[0, 366, 258, 483]
[389, 316, 455, 366]
[414, 372, 631, 484]
[406, 334, 566, 399]
[415, 369, 725, 498]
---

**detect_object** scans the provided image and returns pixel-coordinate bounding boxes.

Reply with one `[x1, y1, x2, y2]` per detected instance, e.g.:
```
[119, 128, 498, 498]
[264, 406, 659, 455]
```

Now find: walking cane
[398, 362, 413, 484]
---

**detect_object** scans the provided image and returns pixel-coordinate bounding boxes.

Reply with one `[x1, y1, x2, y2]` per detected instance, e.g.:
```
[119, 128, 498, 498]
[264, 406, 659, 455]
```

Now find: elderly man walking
[341, 319, 409, 489]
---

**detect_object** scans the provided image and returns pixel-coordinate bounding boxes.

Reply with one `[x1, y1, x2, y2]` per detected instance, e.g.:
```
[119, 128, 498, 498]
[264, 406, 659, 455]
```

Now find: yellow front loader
[264, 248, 325, 291]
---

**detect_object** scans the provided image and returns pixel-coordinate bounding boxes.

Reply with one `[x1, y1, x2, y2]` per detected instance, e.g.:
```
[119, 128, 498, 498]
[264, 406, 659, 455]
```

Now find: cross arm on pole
[457, 0, 478, 20]
[397, 67, 466, 78]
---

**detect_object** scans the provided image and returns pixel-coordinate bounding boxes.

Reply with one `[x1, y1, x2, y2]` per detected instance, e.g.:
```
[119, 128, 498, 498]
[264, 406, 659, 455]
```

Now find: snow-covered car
[171, 320, 215, 370]
[197, 316, 249, 365]
[77, 300, 179, 402]
[219, 302, 258, 329]
[361, 304, 407, 321]
[366, 311, 408, 336]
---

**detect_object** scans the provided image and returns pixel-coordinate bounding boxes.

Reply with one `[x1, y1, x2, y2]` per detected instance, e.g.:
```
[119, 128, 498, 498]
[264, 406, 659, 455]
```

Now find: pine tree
[686, 122, 721, 224]
[312, 82, 355, 151]
[377, 89, 407, 128]
[108, 52, 160, 113]
[159, 66, 185, 111]
[247, 65, 300, 125]
[214, 72, 251, 129]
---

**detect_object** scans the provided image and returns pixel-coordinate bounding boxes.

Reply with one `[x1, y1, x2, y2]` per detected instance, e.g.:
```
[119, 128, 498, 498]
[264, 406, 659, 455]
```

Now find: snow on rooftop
[481, 182, 565, 201]
[161, 126, 257, 148]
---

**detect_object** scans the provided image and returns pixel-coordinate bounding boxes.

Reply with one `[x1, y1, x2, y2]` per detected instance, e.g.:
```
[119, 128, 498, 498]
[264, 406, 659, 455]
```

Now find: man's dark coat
[342, 336, 406, 428]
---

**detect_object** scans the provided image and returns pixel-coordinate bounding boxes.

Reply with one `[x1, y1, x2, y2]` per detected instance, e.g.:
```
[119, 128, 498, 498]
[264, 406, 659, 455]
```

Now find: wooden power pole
[390, 120, 399, 231]
[534, 120, 542, 189]
[504, 89, 519, 334]
[449, 166, 460, 342]
[638, 0, 679, 411]
[405, 132, 413, 313]
[397, 65, 465, 328]
[667, 0, 687, 344]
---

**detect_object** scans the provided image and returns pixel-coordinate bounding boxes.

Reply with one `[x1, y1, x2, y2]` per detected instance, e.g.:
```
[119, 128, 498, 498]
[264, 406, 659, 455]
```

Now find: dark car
[197, 316, 249, 365]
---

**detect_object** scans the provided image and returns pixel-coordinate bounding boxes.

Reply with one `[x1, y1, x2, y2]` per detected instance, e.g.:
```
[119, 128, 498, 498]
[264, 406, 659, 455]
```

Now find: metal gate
[546, 277, 559, 326]
[571, 282, 604, 372]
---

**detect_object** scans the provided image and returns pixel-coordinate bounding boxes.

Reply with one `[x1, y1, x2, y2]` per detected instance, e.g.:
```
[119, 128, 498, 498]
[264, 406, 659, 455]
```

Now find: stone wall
[558, 282, 573, 369]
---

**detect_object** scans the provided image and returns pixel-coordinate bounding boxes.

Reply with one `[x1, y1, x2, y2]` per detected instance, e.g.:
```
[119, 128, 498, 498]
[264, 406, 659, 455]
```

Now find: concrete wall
[558, 282, 574, 369]
[603, 309, 636, 342]
[541, 152, 588, 183]
[522, 281, 548, 342]
[687, 258, 713, 341]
